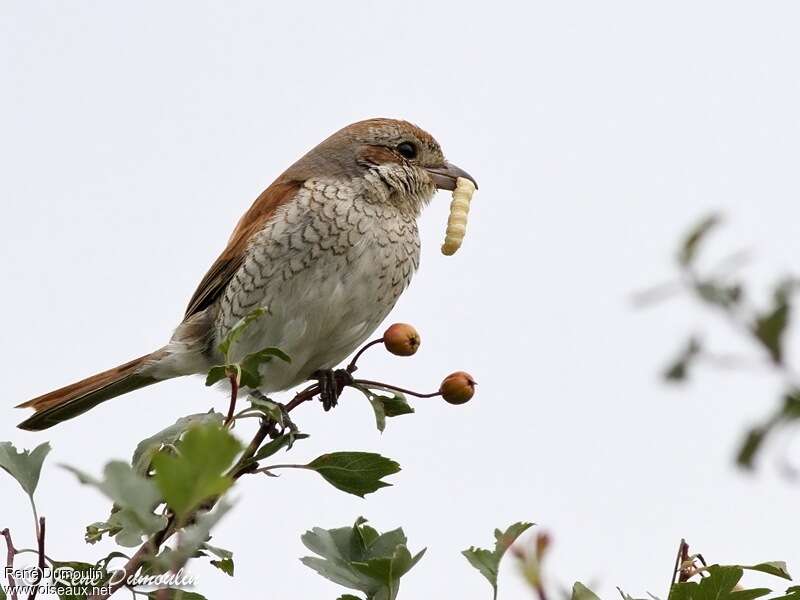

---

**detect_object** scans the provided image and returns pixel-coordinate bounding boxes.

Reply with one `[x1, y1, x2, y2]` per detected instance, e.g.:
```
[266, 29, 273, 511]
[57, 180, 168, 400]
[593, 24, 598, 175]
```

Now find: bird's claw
[313, 368, 354, 411]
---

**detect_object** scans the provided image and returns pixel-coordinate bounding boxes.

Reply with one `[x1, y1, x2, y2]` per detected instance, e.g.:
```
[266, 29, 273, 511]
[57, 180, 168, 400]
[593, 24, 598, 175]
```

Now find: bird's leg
[312, 368, 354, 411]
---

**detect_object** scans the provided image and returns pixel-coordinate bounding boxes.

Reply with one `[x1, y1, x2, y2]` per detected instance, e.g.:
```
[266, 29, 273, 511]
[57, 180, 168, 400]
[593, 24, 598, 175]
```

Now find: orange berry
[383, 323, 421, 356]
[439, 371, 476, 405]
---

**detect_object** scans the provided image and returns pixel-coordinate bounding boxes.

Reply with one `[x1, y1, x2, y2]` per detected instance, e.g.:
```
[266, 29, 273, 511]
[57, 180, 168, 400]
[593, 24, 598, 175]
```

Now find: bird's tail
[16, 351, 165, 431]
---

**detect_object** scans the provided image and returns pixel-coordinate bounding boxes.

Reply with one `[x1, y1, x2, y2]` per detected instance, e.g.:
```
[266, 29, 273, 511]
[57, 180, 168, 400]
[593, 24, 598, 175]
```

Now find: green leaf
[211, 556, 234, 576]
[679, 214, 721, 266]
[668, 565, 773, 600]
[63, 461, 167, 545]
[131, 412, 224, 475]
[205, 365, 232, 387]
[85, 520, 117, 545]
[742, 562, 792, 580]
[248, 395, 286, 423]
[370, 393, 413, 432]
[462, 522, 535, 600]
[337, 596, 364, 600]
[252, 432, 309, 462]
[737, 390, 800, 469]
[301, 517, 425, 600]
[206, 346, 290, 389]
[52, 561, 110, 600]
[752, 300, 790, 364]
[239, 347, 291, 388]
[736, 427, 767, 470]
[305, 452, 400, 497]
[203, 543, 235, 576]
[108, 508, 162, 547]
[695, 282, 743, 309]
[218, 307, 267, 359]
[351, 545, 426, 600]
[152, 423, 241, 520]
[663, 337, 702, 383]
[0, 441, 51, 497]
[203, 542, 232, 560]
[573, 582, 603, 600]
[354, 385, 415, 433]
[770, 586, 800, 600]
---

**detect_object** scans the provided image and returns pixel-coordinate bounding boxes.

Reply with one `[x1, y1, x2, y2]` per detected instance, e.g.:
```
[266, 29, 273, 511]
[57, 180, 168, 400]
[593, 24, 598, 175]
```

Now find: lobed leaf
[131, 412, 224, 475]
[63, 461, 167, 546]
[742, 562, 792, 581]
[152, 423, 241, 520]
[573, 582, 603, 600]
[462, 522, 535, 600]
[668, 565, 774, 600]
[0, 441, 51, 498]
[305, 452, 400, 497]
[217, 307, 267, 359]
[300, 517, 424, 600]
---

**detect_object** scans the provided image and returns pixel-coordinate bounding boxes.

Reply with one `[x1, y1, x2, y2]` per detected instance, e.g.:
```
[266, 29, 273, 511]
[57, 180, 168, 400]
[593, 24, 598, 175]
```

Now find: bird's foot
[313, 368, 354, 411]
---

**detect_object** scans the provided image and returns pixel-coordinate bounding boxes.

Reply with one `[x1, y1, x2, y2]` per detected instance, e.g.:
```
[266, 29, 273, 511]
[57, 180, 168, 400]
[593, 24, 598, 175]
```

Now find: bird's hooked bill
[425, 162, 478, 191]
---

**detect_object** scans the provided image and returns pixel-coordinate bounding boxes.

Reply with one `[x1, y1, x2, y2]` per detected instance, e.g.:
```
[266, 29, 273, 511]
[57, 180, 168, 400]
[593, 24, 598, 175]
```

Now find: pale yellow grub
[441, 177, 476, 255]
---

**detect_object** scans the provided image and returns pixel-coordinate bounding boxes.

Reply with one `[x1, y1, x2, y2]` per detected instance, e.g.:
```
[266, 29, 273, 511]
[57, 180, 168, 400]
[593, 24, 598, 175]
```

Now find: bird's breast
[214, 179, 421, 391]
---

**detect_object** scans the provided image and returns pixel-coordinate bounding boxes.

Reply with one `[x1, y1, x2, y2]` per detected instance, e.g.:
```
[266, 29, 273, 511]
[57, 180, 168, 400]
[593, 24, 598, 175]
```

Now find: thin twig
[224, 370, 240, 427]
[533, 581, 550, 600]
[90, 382, 323, 600]
[283, 384, 320, 412]
[2, 528, 19, 600]
[346, 338, 383, 373]
[353, 379, 440, 398]
[670, 538, 686, 590]
[26, 517, 45, 600]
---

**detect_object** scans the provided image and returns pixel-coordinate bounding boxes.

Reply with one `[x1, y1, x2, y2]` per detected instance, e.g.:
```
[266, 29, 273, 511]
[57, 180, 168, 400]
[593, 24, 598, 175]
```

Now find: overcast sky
[3, 2, 800, 599]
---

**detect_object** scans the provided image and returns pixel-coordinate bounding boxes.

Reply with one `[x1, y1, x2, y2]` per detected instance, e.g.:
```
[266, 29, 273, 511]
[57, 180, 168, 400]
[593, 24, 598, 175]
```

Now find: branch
[89, 382, 322, 600]
[224, 369, 240, 427]
[2, 528, 19, 600]
[26, 517, 45, 600]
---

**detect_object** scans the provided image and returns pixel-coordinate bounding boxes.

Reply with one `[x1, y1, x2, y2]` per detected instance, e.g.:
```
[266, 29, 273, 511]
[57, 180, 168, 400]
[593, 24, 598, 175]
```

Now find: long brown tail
[17, 352, 162, 431]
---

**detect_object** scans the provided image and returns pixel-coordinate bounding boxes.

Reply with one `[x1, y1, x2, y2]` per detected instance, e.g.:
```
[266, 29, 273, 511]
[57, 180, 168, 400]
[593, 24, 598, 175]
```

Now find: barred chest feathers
[213, 176, 424, 392]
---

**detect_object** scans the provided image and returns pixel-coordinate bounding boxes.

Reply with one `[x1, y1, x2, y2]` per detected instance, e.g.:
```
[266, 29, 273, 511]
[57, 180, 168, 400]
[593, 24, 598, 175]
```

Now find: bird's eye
[397, 141, 418, 160]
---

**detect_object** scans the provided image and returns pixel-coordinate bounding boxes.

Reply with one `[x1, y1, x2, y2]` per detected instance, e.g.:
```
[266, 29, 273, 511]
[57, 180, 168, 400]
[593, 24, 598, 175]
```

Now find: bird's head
[285, 118, 477, 215]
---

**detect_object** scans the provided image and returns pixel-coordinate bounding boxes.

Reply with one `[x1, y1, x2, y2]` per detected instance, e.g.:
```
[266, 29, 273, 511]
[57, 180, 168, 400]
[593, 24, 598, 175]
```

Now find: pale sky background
[2, 2, 800, 599]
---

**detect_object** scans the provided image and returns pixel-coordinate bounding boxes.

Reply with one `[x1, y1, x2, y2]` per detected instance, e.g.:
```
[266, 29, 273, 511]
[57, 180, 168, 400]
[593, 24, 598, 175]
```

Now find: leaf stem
[255, 464, 307, 474]
[27, 516, 45, 600]
[28, 497, 40, 539]
[353, 379, 441, 398]
[346, 338, 383, 373]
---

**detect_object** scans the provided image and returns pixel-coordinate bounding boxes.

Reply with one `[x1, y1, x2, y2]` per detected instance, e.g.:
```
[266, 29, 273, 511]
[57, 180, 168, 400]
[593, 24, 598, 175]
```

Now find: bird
[17, 118, 477, 431]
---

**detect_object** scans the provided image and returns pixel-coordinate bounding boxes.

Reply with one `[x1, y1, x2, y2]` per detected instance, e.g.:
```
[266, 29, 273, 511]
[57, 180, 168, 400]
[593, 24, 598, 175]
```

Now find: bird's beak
[424, 162, 478, 191]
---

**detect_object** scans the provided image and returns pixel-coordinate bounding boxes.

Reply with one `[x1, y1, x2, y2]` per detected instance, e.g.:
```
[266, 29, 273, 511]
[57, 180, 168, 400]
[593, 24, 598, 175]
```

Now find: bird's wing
[184, 179, 302, 318]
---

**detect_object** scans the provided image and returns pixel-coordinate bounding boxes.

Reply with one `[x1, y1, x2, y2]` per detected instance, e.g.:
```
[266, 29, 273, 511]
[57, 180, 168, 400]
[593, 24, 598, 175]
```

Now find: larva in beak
[441, 177, 476, 255]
